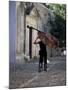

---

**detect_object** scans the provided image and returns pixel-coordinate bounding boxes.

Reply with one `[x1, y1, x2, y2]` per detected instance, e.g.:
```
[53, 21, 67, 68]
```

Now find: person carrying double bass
[34, 31, 47, 72]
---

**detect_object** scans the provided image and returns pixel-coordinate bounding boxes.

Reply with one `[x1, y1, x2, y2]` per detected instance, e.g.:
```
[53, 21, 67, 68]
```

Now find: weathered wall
[16, 2, 60, 64]
[26, 13, 39, 58]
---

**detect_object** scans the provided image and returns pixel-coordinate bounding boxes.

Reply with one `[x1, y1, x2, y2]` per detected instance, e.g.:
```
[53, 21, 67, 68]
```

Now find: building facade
[16, 2, 58, 63]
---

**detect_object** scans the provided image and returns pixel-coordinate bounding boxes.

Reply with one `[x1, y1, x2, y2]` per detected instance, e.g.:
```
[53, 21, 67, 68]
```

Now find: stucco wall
[15, 2, 59, 64]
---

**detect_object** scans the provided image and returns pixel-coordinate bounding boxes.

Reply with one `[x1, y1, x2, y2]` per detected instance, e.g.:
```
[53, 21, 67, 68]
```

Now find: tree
[44, 3, 66, 47]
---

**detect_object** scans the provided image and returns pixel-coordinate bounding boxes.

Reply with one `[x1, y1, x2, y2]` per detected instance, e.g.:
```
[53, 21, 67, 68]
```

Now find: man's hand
[33, 39, 37, 44]
[33, 36, 38, 44]
[33, 41, 36, 44]
[33, 36, 41, 44]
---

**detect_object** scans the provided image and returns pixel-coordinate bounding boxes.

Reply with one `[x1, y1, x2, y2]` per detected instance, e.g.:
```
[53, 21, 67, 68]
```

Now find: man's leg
[44, 52, 47, 71]
[38, 55, 43, 72]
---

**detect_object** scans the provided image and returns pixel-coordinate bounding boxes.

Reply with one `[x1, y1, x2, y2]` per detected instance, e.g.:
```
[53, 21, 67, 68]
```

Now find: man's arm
[33, 37, 40, 44]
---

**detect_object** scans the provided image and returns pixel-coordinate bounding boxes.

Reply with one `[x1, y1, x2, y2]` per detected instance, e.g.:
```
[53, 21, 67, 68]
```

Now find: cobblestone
[9, 56, 66, 89]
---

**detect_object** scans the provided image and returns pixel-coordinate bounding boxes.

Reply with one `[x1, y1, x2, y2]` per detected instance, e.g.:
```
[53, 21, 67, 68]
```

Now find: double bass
[37, 31, 59, 48]
[27, 25, 59, 48]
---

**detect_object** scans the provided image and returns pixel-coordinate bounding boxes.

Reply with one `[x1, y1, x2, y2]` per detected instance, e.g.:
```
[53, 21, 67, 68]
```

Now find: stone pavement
[9, 56, 66, 89]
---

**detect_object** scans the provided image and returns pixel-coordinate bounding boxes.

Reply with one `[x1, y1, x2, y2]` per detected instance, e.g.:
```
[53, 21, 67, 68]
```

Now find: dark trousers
[39, 51, 47, 71]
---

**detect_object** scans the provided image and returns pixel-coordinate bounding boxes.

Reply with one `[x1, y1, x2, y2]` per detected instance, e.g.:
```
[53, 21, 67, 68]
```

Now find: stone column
[20, 2, 26, 54]
[16, 3, 21, 54]
[16, 2, 26, 63]
[16, 2, 25, 54]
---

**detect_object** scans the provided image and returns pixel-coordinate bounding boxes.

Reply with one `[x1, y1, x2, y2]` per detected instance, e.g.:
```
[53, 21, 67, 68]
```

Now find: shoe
[44, 64, 47, 71]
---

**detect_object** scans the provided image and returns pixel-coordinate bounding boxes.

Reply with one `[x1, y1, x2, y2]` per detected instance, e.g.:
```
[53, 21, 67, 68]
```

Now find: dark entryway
[29, 29, 32, 59]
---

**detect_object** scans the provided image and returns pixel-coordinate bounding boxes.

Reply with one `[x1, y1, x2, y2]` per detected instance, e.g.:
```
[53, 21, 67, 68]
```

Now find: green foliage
[45, 3, 66, 47]
[46, 4, 66, 19]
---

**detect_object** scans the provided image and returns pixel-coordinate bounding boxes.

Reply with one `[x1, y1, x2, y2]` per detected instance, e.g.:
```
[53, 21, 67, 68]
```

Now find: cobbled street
[9, 56, 66, 89]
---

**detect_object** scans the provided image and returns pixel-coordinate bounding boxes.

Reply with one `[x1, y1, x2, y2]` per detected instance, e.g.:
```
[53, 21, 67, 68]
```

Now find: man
[34, 33, 47, 72]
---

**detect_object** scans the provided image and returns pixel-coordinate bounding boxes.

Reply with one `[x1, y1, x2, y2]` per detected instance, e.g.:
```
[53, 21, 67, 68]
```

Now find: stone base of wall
[16, 54, 30, 64]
